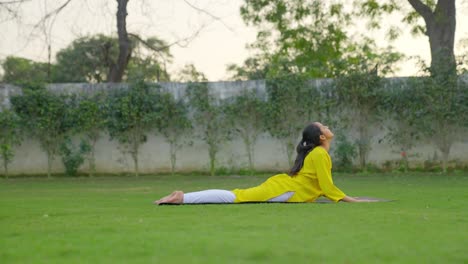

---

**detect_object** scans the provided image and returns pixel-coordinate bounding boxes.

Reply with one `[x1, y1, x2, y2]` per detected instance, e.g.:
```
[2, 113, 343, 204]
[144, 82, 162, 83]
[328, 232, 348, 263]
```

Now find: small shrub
[60, 139, 91, 176]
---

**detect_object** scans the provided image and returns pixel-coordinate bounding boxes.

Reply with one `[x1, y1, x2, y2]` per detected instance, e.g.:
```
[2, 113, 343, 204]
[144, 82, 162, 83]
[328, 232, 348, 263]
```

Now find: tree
[381, 79, 422, 172]
[186, 82, 228, 176]
[409, 71, 467, 172]
[11, 87, 71, 178]
[75, 93, 107, 177]
[108, 0, 131, 82]
[127, 57, 171, 83]
[4, 0, 186, 83]
[334, 66, 382, 170]
[357, 0, 457, 78]
[226, 56, 269, 81]
[240, 1, 353, 78]
[0, 109, 22, 178]
[105, 81, 162, 176]
[407, 0, 456, 77]
[4, 0, 224, 83]
[53, 35, 117, 83]
[53, 34, 172, 83]
[1, 56, 49, 86]
[224, 89, 266, 174]
[332, 41, 401, 170]
[173, 64, 208, 82]
[157, 92, 192, 175]
[355, 0, 464, 171]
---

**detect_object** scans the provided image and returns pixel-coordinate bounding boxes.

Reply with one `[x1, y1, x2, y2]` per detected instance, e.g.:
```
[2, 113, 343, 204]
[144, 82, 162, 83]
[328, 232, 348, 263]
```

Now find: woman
[154, 122, 372, 204]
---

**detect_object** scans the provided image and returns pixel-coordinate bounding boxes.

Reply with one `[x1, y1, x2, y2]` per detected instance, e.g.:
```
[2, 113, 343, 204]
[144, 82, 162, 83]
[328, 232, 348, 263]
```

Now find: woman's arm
[310, 149, 347, 202]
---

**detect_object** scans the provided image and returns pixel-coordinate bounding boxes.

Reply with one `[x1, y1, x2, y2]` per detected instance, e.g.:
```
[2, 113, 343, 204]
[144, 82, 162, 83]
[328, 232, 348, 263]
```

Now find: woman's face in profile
[314, 122, 334, 140]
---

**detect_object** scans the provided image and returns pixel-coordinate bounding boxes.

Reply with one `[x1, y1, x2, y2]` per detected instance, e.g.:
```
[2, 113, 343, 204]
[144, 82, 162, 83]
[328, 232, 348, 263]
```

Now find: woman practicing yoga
[154, 122, 375, 204]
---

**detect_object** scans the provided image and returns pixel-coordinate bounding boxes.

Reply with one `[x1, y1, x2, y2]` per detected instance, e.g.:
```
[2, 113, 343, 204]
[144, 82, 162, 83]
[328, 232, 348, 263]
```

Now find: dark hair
[289, 123, 322, 176]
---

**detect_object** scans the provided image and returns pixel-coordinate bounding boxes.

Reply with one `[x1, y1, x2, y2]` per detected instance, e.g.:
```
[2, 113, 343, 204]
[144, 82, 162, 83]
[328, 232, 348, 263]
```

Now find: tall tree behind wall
[108, 0, 131, 82]
[2, 0, 211, 83]
[240, 1, 353, 79]
[408, 0, 456, 77]
[357, 0, 457, 78]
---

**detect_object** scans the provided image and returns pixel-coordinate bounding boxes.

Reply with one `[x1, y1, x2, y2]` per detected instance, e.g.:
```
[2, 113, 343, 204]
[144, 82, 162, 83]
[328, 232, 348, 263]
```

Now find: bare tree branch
[0, 0, 31, 22]
[0, 0, 31, 4]
[182, 0, 235, 32]
[128, 21, 207, 52]
[407, 0, 434, 22]
[32, 0, 73, 30]
[15, 0, 73, 58]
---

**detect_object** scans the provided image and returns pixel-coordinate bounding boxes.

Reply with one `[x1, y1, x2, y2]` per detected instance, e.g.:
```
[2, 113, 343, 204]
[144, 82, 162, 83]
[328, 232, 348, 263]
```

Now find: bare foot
[154, 191, 184, 205]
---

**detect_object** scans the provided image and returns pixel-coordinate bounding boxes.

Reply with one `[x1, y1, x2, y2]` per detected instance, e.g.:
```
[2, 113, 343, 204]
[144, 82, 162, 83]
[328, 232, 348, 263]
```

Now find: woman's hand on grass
[341, 196, 379, 202]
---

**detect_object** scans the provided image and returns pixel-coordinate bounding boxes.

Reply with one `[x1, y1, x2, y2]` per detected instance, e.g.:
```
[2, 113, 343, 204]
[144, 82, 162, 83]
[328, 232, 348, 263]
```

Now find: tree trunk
[89, 143, 96, 177]
[438, 135, 452, 173]
[407, 0, 456, 77]
[47, 151, 53, 178]
[3, 159, 8, 179]
[131, 136, 140, 177]
[108, 0, 132, 82]
[208, 145, 217, 176]
[132, 151, 139, 177]
[170, 141, 177, 175]
[242, 134, 255, 175]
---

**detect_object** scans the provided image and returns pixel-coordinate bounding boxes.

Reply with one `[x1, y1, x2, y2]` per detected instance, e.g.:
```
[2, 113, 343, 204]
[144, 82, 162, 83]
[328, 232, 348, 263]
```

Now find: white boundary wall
[1, 80, 467, 175]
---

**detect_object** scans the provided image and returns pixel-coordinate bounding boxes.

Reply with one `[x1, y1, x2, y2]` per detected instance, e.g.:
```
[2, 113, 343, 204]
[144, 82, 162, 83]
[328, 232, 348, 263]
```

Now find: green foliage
[238, 0, 405, 82]
[127, 57, 170, 82]
[241, 1, 353, 78]
[1, 56, 49, 86]
[407, 72, 467, 172]
[173, 64, 207, 82]
[332, 46, 398, 170]
[127, 36, 173, 82]
[53, 34, 172, 83]
[381, 78, 422, 169]
[157, 92, 192, 175]
[11, 87, 72, 177]
[354, 0, 429, 36]
[74, 94, 107, 176]
[332, 134, 357, 171]
[60, 138, 91, 176]
[0, 109, 22, 178]
[186, 82, 228, 176]
[355, 0, 457, 80]
[105, 81, 163, 176]
[54, 34, 117, 83]
[224, 89, 267, 174]
[265, 75, 322, 166]
[226, 57, 269, 81]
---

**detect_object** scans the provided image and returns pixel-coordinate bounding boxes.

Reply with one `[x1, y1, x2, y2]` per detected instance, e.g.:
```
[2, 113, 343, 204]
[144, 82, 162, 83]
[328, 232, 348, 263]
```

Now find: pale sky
[1, 0, 467, 81]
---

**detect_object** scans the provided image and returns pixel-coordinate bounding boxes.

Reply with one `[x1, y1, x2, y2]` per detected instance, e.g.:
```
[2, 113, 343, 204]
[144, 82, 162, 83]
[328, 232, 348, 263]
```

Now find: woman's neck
[320, 141, 330, 152]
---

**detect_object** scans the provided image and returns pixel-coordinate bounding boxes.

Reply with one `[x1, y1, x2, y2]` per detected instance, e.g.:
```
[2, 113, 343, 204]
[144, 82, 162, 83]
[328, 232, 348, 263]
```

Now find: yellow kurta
[232, 146, 346, 203]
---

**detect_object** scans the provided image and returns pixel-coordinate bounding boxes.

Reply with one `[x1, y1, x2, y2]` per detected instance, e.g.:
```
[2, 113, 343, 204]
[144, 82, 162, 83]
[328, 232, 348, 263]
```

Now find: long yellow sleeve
[309, 148, 346, 202]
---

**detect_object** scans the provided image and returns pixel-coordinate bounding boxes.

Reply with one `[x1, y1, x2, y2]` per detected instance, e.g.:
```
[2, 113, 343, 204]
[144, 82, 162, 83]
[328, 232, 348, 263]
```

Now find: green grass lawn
[1, 172, 467, 263]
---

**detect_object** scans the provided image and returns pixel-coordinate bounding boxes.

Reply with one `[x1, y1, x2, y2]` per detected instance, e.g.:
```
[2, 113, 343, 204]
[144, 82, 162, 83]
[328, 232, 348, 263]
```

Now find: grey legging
[183, 189, 294, 204]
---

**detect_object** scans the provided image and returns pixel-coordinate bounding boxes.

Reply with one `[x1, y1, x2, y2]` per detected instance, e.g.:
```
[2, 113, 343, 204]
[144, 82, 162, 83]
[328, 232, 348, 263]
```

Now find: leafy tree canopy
[53, 34, 172, 83]
[1, 56, 49, 86]
[238, 0, 403, 79]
